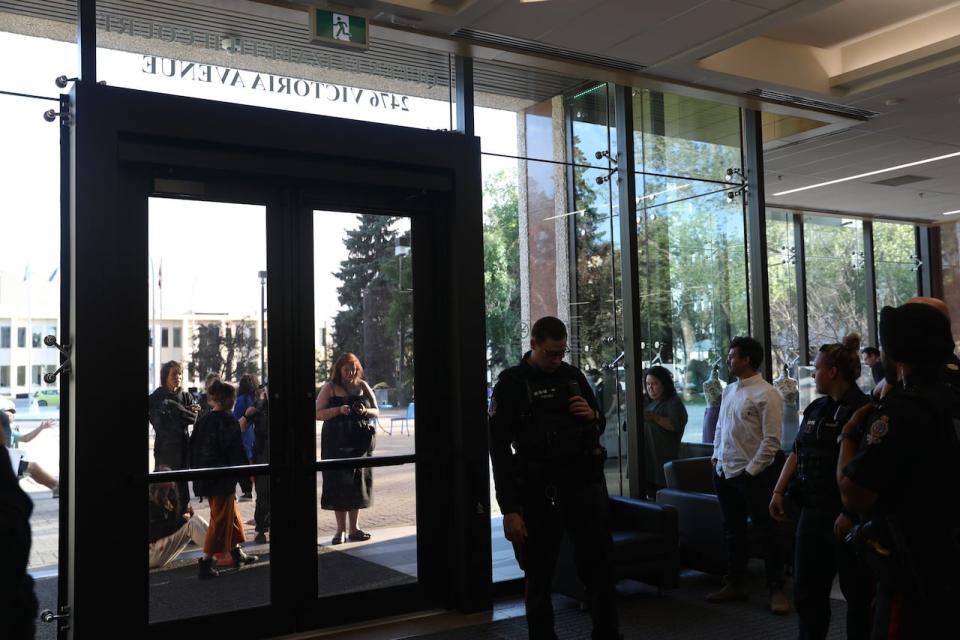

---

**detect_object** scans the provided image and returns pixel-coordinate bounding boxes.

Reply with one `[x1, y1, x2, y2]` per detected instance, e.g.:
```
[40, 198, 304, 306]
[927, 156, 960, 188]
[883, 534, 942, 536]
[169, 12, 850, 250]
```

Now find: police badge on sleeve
[866, 415, 889, 446]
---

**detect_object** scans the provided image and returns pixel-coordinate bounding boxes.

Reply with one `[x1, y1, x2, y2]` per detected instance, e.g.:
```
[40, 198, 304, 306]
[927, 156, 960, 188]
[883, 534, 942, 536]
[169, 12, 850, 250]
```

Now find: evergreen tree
[331, 215, 400, 388]
[190, 323, 224, 381]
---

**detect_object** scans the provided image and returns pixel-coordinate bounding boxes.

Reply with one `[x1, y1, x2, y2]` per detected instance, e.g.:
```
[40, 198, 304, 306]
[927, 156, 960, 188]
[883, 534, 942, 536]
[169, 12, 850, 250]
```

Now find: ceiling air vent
[744, 89, 880, 121]
[871, 175, 932, 187]
[454, 28, 646, 73]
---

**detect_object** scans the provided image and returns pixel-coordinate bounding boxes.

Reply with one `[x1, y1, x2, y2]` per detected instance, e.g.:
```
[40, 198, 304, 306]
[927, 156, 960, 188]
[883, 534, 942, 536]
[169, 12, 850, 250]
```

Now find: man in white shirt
[707, 336, 789, 614]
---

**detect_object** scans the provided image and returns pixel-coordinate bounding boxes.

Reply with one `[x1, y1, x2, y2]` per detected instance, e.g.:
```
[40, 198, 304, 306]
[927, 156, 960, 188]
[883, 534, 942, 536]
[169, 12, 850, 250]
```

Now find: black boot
[231, 545, 259, 566]
[198, 557, 219, 580]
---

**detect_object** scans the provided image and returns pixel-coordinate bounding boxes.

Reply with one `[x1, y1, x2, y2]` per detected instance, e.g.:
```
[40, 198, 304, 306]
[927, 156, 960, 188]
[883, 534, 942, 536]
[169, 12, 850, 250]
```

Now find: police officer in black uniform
[489, 316, 619, 640]
[770, 334, 872, 639]
[839, 303, 960, 639]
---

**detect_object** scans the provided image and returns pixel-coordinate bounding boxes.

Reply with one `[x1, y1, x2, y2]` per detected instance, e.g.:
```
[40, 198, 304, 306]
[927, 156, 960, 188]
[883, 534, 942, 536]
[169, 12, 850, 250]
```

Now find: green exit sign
[309, 8, 369, 50]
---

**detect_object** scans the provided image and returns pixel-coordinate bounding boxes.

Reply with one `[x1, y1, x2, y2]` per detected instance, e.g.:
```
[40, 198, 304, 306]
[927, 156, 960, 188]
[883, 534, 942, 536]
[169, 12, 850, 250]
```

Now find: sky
[0, 30, 520, 332]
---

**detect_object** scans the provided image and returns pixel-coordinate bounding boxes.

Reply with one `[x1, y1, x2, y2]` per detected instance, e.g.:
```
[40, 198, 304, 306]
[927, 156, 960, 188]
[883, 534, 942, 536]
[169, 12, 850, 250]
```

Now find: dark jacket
[148, 387, 196, 456]
[0, 436, 37, 639]
[251, 398, 269, 463]
[189, 410, 248, 498]
[148, 486, 188, 544]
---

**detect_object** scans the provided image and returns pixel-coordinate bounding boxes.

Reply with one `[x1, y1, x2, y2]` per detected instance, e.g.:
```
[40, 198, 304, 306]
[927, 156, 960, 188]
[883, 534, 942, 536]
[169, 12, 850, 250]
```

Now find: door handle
[43, 335, 72, 382]
[40, 605, 71, 629]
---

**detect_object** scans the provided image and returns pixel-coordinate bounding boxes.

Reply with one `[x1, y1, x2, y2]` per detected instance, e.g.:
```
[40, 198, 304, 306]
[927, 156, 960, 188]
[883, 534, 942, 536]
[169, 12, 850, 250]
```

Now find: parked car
[33, 388, 60, 407]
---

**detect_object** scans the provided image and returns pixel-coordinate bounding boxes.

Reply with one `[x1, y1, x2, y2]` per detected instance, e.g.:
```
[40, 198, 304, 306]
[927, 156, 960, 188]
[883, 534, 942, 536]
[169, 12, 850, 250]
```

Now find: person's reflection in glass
[315, 353, 379, 545]
[643, 366, 688, 499]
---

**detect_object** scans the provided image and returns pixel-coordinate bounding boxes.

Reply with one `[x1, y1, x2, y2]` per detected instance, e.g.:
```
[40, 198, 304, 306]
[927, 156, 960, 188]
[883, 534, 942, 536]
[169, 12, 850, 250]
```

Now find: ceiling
[318, 0, 960, 222]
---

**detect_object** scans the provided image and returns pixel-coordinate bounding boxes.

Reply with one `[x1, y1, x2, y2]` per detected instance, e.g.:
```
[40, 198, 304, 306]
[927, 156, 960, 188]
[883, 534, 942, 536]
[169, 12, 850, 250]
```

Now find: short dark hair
[644, 366, 677, 400]
[729, 336, 763, 370]
[531, 316, 567, 342]
[861, 346, 880, 358]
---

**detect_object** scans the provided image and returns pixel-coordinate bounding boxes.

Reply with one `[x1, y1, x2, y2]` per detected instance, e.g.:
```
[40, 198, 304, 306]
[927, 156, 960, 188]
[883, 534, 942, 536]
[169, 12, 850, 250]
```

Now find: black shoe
[231, 546, 259, 566]
[347, 529, 371, 542]
[198, 557, 219, 580]
[331, 532, 346, 545]
[254, 532, 268, 544]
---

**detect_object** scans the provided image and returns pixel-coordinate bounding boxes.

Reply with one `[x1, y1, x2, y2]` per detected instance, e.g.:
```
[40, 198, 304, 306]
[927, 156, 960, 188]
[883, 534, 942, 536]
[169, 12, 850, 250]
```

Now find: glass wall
[941, 221, 960, 352]
[873, 221, 919, 315]
[804, 216, 868, 351]
[766, 210, 800, 376]
[633, 90, 748, 453]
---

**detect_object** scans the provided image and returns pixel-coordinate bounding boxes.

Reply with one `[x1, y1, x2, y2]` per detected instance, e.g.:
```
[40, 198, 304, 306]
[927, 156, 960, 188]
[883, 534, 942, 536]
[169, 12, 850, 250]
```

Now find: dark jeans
[522, 481, 619, 640]
[794, 507, 872, 640]
[712, 464, 784, 590]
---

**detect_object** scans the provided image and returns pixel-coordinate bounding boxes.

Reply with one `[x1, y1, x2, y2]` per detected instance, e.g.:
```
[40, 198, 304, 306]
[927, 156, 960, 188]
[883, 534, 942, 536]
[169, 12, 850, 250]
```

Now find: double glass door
[143, 191, 420, 627]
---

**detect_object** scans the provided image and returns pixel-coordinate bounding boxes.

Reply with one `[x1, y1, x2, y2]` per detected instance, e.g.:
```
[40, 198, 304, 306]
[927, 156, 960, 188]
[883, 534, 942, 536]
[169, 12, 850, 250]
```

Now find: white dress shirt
[712, 373, 783, 478]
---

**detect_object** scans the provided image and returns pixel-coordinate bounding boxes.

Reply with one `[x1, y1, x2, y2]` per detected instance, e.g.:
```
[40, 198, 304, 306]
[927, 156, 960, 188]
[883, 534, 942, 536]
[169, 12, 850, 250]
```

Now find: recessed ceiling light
[772, 150, 960, 196]
[943, 210, 960, 215]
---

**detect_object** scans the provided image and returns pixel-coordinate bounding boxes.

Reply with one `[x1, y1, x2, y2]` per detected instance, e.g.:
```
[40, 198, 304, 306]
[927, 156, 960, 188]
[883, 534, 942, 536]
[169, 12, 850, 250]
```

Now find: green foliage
[190, 323, 223, 382]
[225, 319, 260, 381]
[483, 168, 522, 379]
[331, 216, 414, 402]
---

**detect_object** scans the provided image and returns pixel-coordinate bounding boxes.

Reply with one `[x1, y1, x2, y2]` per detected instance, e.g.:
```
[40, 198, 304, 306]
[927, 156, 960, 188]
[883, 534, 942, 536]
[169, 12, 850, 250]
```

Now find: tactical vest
[795, 397, 860, 509]
[511, 373, 599, 466]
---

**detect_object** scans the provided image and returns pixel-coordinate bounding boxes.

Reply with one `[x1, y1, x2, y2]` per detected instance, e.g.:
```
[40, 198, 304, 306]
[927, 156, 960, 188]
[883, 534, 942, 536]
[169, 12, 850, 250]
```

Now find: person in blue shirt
[233, 374, 259, 500]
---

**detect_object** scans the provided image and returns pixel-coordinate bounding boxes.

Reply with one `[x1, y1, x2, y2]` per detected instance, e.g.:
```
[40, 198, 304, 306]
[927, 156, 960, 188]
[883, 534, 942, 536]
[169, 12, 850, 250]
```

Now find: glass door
[308, 209, 419, 599]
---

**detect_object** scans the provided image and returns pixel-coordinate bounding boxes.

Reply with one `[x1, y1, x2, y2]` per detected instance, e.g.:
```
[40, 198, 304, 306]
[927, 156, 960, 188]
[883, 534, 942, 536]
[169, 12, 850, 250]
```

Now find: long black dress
[320, 395, 373, 511]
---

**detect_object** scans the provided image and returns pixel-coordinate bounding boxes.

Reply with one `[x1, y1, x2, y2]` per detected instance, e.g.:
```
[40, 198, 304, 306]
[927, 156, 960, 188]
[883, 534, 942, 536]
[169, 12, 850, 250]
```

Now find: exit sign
[309, 8, 369, 50]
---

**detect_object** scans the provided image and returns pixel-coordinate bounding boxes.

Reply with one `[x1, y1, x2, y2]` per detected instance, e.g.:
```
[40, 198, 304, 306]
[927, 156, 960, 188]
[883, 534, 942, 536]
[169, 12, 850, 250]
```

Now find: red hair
[330, 353, 364, 386]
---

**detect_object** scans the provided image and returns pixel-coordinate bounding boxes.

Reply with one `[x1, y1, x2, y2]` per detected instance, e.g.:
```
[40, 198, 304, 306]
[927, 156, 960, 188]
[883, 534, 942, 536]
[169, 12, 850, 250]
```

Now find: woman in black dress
[315, 353, 379, 545]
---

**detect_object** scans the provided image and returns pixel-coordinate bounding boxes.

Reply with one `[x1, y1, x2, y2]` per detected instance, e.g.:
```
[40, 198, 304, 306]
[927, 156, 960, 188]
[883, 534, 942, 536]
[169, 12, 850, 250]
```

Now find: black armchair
[655, 456, 795, 576]
[552, 496, 680, 602]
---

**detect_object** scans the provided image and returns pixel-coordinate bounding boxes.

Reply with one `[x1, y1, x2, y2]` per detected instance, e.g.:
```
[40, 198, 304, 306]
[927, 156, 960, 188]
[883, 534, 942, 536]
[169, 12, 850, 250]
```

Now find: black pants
[794, 506, 872, 640]
[154, 440, 190, 513]
[713, 464, 784, 589]
[522, 481, 619, 640]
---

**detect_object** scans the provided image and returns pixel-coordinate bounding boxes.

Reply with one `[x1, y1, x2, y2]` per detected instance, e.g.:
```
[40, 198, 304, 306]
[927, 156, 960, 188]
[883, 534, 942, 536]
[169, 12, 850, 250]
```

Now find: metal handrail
[147, 454, 417, 483]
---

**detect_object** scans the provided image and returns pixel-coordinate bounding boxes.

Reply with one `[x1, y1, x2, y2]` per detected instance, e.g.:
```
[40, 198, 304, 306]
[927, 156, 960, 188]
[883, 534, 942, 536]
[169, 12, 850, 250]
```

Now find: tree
[483, 168, 522, 380]
[332, 215, 397, 369]
[190, 323, 224, 382]
[224, 319, 260, 381]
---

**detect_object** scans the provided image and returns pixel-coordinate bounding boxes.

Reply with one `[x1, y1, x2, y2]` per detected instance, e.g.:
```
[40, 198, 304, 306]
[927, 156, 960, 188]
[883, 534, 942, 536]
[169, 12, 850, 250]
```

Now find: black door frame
[67, 81, 489, 638]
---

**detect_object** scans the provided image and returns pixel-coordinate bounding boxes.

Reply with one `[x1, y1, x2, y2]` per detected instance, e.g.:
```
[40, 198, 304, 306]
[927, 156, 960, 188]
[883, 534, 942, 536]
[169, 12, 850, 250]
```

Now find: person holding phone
[489, 316, 619, 640]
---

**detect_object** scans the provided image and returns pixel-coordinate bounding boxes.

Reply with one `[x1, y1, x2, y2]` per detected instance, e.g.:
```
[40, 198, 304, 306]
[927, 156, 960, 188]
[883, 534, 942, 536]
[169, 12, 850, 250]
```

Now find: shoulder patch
[866, 415, 890, 446]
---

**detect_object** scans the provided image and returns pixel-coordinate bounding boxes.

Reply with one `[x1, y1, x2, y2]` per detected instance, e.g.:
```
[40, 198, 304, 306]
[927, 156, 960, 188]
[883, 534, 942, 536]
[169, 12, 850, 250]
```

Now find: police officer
[770, 334, 872, 639]
[489, 316, 619, 640]
[838, 303, 960, 639]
